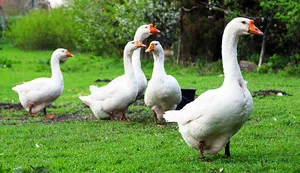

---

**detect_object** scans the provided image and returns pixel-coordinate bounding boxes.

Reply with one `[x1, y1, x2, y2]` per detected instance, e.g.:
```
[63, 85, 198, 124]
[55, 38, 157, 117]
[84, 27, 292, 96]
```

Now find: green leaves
[66, 0, 178, 56]
[260, 0, 300, 50]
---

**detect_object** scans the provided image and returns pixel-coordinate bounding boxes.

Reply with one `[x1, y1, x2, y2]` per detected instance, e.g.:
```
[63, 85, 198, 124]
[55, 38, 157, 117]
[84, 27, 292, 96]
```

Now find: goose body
[89, 24, 160, 99]
[145, 41, 182, 123]
[12, 49, 73, 116]
[79, 41, 146, 119]
[164, 17, 263, 159]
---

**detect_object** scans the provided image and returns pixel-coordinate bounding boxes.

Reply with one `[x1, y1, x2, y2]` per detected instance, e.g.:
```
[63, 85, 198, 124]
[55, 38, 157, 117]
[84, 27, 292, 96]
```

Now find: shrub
[67, 0, 148, 56]
[267, 54, 290, 71]
[196, 59, 223, 75]
[281, 54, 300, 76]
[257, 54, 287, 73]
[67, 0, 178, 56]
[7, 9, 77, 51]
[0, 57, 13, 68]
[68, 0, 123, 56]
[258, 54, 300, 76]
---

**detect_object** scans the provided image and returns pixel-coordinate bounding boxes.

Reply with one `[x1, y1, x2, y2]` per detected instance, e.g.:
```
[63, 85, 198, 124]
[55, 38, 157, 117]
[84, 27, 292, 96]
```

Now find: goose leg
[119, 114, 128, 121]
[43, 108, 47, 115]
[198, 141, 205, 161]
[224, 141, 231, 157]
[43, 107, 55, 120]
[29, 104, 33, 115]
[152, 110, 158, 124]
[28, 104, 38, 117]
[119, 109, 129, 121]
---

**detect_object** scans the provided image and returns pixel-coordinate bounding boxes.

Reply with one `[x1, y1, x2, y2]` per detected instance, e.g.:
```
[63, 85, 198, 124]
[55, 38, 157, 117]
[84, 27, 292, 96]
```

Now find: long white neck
[152, 51, 166, 78]
[124, 50, 135, 77]
[50, 55, 63, 81]
[132, 32, 146, 72]
[222, 27, 243, 86]
[132, 48, 142, 70]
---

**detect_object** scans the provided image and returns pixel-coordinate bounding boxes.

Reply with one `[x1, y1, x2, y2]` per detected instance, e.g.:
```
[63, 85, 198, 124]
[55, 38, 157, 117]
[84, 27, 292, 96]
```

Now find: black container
[176, 88, 197, 110]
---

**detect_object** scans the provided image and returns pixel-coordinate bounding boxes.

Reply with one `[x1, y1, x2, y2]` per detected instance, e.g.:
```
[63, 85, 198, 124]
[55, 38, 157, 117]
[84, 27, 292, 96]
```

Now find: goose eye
[241, 21, 246, 24]
[132, 42, 135, 44]
[145, 26, 148, 28]
[155, 43, 158, 46]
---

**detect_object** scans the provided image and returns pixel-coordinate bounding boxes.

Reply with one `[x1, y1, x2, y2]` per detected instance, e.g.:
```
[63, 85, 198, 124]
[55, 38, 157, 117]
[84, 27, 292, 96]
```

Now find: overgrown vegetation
[6, 0, 178, 56]
[258, 53, 300, 76]
[7, 8, 77, 50]
[66, 0, 177, 56]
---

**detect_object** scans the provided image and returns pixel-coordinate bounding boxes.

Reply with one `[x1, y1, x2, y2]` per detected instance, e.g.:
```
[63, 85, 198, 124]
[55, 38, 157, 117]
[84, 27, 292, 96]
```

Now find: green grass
[0, 45, 300, 172]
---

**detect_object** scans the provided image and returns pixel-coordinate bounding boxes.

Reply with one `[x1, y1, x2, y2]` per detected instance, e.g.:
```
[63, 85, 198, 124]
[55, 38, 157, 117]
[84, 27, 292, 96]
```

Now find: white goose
[144, 41, 182, 124]
[89, 24, 160, 99]
[79, 41, 146, 120]
[12, 48, 73, 119]
[164, 17, 263, 160]
[132, 24, 160, 99]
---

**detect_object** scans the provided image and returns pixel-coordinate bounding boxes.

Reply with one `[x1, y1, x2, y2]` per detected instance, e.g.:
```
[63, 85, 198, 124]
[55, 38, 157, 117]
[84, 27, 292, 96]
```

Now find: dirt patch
[0, 114, 98, 125]
[53, 114, 97, 122]
[94, 79, 111, 83]
[0, 116, 28, 121]
[0, 103, 23, 110]
[0, 101, 150, 124]
[252, 90, 292, 97]
[0, 102, 59, 112]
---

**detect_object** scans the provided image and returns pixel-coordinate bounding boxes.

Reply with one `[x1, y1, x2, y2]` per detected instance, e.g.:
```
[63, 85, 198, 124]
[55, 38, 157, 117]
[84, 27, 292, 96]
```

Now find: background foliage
[7, 8, 77, 50]
[66, 0, 177, 56]
[3, 0, 300, 73]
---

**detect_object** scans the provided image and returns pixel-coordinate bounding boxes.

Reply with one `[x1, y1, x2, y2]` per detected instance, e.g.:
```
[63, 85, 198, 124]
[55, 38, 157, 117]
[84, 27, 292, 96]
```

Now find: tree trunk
[32, 0, 36, 8]
[258, 15, 273, 68]
[176, 6, 193, 65]
[176, 7, 183, 65]
[175, 1, 224, 65]
[0, 6, 4, 38]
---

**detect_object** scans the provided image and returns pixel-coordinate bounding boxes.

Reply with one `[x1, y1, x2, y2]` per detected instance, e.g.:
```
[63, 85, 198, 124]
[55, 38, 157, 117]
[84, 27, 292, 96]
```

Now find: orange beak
[145, 42, 155, 52]
[66, 50, 73, 57]
[248, 20, 263, 35]
[149, 24, 160, 34]
[135, 41, 146, 48]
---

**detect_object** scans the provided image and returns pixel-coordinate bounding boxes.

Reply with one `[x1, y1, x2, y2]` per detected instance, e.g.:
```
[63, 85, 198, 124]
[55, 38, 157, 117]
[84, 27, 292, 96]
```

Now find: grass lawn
[0, 44, 300, 172]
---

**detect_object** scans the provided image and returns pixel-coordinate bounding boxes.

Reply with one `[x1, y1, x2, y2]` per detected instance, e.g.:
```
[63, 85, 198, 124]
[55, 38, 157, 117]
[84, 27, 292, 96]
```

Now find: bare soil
[252, 89, 292, 97]
[0, 103, 23, 110]
[53, 114, 97, 122]
[0, 101, 152, 124]
[94, 79, 111, 83]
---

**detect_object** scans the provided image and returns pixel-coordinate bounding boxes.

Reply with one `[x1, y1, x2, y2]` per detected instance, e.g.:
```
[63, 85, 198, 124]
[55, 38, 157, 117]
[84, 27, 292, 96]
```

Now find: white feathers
[163, 17, 255, 155]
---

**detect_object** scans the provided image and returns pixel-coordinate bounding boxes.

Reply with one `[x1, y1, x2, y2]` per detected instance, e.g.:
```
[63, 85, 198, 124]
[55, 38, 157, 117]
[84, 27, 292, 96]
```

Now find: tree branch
[258, 14, 274, 67]
[181, 6, 199, 12]
[197, 1, 233, 14]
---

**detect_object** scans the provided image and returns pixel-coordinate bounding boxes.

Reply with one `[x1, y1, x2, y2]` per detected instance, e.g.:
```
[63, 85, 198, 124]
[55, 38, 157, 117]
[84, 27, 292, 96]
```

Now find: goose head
[53, 48, 73, 62]
[135, 24, 160, 41]
[227, 17, 263, 36]
[125, 41, 146, 54]
[145, 41, 163, 58]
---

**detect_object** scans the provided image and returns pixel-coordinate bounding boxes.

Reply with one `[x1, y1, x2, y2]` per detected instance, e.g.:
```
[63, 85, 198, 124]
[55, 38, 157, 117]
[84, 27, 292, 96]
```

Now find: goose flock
[12, 17, 263, 160]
